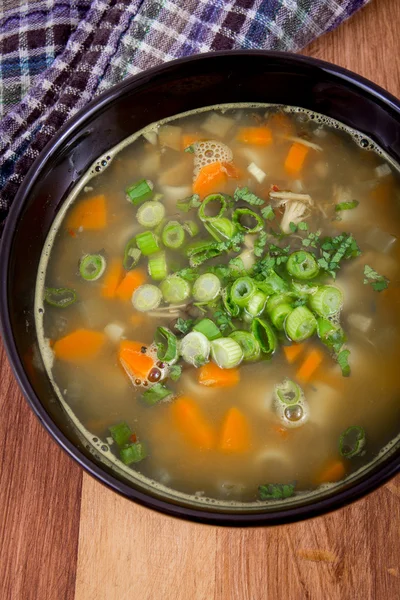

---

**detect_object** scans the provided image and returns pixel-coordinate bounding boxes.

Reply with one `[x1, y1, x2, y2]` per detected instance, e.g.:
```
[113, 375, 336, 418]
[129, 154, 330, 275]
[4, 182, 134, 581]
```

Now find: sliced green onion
[126, 179, 153, 205]
[275, 379, 302, 405]
[229, 330, 261, 362]
[309, 285, 344, 317]
[160, 276, 191, 304]
[233, 208, 264, 233]
[230, 277, 256, 307]
[123, 238, 141, 271]
[339, 425, 366, 458]
[252, 318, 277, 355]
[335, 200, 359, 212]
[291, 281, 318, 298]
[136, 201, 165, 228]
[245, 290, 267, 317]
[109, 422, 132, 446]
[286, 251, 319, 280]
[222, 287, 240, 317]
[192, 273, 221, 302]
[205, 217, 236, 241]
[79, 254, 106, 281]
[132, 284, 162, 311]
[148, 251, 167, 281]
[186, 239, 222, 267]
[270, 303, 293, 330]
[256, 271, 289, 295]
[193, 318, 222, 341]
[210, 337, 243, 368]
[162, 221, 185, 249]
[120, 442, 148, 464]
[285, 306, 317, 342]
[180, 331, 210, 367]
[337, 348, 351, 377]
[142, 383, 173, 406]
[198, 194, 227, 221]
[317, 318, 346, 352]
[155, 327, 178, 364]
[136, 231, 161, 256]
[44, 287, 77, 308]
[183, 220, 199, 237]
[266, 293, 293, 315]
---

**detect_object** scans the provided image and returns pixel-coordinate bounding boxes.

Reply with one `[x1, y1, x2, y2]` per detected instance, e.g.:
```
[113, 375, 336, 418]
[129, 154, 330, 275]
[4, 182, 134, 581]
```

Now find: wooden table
[1, 1, 400, 598]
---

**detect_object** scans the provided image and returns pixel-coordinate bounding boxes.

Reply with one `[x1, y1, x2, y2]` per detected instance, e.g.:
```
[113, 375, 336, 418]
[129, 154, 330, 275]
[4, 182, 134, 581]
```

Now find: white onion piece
[142, 130, 158, 145]
[247, 161, 267, 183]
[104, 323, 125, 342]
[201, 112, 234, 137]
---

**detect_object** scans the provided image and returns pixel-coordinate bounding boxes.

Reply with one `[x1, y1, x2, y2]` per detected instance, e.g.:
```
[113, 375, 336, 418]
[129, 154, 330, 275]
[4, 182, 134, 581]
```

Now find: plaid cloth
[0, 0, 370, 233]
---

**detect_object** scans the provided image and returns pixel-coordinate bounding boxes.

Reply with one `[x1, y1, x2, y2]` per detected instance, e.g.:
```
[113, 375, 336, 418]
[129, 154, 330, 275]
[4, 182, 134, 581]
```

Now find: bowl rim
[1, 49, 399, 526]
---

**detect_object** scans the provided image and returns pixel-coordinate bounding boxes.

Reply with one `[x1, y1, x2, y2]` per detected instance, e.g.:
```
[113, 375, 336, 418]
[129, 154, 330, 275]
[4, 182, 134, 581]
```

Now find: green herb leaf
[233, 186, 264, 206]
[174, 318, 194, 335]
[337, 349, 351, 377]
[261, 205, 275, 220]
[175, 267, 199, 282]
[229, 257, 246, 272]
[363, 264, 389, 292]
[289, 221, 297, 232]
[317, 232, 360, 278]
[335, 200, 359, 211]
[169, 364, 182, 381]
[254, 230, 268, 258]
[176, 194, 201, 212]
[298, 221, 309, 231]
[214, 309, 234, 334]
[184, 145, 195, 154]
[258, 482, 296, 501]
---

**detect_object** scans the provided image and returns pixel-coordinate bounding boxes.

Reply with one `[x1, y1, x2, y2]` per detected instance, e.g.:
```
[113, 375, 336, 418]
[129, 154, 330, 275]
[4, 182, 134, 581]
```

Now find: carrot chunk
[268, 113, 294, 136]
[219, 407, 251, 453]
[181, 133, 201, 150]
[283, 343, 305, 364]
[171, 396, 215, 450]
[296, 348, 323, 383]
[67, 195, 107, 230]
[53, 329, 106, 363]
[236, 126, 273, 146]
[198, 363, 240, 387]
[284, 142, 310, 176]
[102, 260, 124, 299]
[118, 340, 154, 381]
[192, 162, 227, 197]
[116, 268, 146, 301]
[315, 459, 346, 485]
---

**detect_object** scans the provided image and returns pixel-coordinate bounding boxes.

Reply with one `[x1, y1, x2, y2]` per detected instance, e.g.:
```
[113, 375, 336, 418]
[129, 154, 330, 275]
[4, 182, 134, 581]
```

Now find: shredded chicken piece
[282, 135, 323, 151]
[280, 201, 310, 234]
[269, 191, 313, 205]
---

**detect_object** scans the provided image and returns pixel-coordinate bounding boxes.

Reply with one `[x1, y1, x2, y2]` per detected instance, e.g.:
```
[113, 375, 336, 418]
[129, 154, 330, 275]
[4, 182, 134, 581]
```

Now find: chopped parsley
[363, 264, 389, 292]
[335, 200, 359, 211]
[254, 230, 268, 258]
[233, 186, 264, 206]
[258, 482, 296, 501]
[176, 194, 201, 212]
[175, 267, 199, 281]
[214, 309, 234, 333]
[169, 364, 182, 381]
[317, 233, 361, 278]
[289, 221, 308, 233]
[261, 205, 275, 220]
[174, 318, 194, 335]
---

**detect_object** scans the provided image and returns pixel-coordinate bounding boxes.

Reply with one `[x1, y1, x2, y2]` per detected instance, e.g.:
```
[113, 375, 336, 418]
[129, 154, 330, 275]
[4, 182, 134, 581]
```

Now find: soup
[36, 105, 400, 505]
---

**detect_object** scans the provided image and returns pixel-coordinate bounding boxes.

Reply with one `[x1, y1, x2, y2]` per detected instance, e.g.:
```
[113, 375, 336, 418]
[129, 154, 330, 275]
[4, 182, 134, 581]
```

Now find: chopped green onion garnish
[198, 194, 227, 221]
[148, 251, 167, 281]
[286, 251, 319, 280]
[136, 231, 161, 255]
[210, 337, 243, 369]
[222, 287, 240, 317]
[275, 379, 301, 405]
[270, 303, 293, 331]
[309, 285, 343, 317]
[123, 238, 141, 271]
[183, 220, 199, 237]
[193, 318, 222, 341]
[132, 284, 162, 311]
[156, 327, 178, 364]
[137, 201, 165, 228]
[176, 194, 201, 212]
[126, 179, 153, 205]
[251, 318, 277, 355]
[245, 290, 267, 317]
[285, 306, 317, 342]
[229, 330, 261, 362]
[205, 217, 236, 241]
[142, 383, 173, 405]
[169, 364, 182, 381]
[180, 331, 210, 367]
[186, 239, 222, 267]
[317, 317, 346, 352]
[160, 276, 191, 304]
[192, 273, 221, 302]
[230, 276, 256, 307]
[258, 482, 295, 500]
[339, 425, 365, 458]
[120, 442, 148, 464]
[266, 292, 293, 315]
[44, 287, 77, 308]
[79, 254, 106, 281]
[335, 200, 359, 212]
[256, 270, 289, 295]
[337, 348, 351, 377]
[162, 221, 185, 249]
[109, 421, 132, 447]
[233, 208, 264, 233]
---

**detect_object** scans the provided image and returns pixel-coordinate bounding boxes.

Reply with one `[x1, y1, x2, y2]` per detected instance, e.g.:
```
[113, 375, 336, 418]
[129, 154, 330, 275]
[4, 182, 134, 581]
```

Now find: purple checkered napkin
[0, 0, 370, 232]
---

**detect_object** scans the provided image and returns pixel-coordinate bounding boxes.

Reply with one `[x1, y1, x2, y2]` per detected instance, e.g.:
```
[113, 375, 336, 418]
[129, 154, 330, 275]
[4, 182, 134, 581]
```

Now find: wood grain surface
[1, 0, 400, 598]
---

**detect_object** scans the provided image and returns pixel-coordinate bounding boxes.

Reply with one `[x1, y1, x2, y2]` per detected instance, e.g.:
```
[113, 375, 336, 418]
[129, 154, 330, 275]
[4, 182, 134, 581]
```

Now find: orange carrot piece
[102, 260, 124, 299]
[67, 195, 107, 230]
[296, 348, 324, 383]
[198, 363, 240, 388]
[115, 268, 146, 301]
[181, 133, 201, 150]
[268, 113, 294, 136]
[192, 162, 227, 197]
[222, 161, 241, 179]
[284, 142, 310, 176]
[171, 396, 216, 450]
[219, 407, 251, 453]
[283, 343, 305, 364]
[118, 340, 154, 381]
[315, 459, 346, 485]
[53, 329, 106, 363]
[236, 126, 273, 146]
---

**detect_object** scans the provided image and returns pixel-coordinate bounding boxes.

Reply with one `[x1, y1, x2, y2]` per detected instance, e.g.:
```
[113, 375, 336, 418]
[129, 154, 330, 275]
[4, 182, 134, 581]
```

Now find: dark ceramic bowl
[1, 51, 400, 526]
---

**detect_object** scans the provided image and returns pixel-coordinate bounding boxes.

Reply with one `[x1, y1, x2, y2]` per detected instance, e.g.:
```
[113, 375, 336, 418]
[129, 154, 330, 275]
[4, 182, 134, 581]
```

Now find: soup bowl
[1, 51, 400, 526]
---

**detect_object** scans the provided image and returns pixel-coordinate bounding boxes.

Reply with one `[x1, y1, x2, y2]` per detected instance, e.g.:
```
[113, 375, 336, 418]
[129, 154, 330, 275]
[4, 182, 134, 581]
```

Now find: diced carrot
[53, 329, 106, 363]
[171, 396, 216, 450]
[198, 363, 240, 388]
[222, 161, 241, 179]
[67, 195, 107, 230]
[272, 424, 289, 440]
[284, 142, 310, 176]
[192, 162, 227, 197]
[296, 348, 324, 383]
[219, 407, 251, 453]
[236, 126, 273, 146]
[115, 268, 146, 301]
[268, 113, 294, 136]
[283, 343, 305, 364]
[118, 340, 154, 381]
[315, 459, 346, 485]
[181, 133, 201, 150]
[102, 260, 124, 299]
